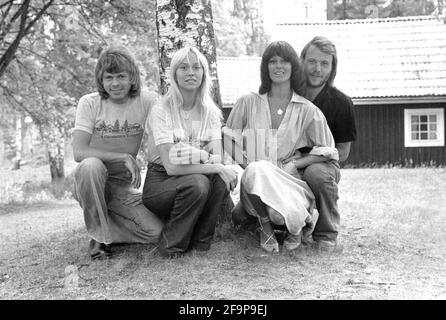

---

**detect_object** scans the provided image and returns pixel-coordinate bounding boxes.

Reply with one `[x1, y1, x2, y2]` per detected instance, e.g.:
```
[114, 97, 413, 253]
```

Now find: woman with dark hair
[223, 41, 338, 253]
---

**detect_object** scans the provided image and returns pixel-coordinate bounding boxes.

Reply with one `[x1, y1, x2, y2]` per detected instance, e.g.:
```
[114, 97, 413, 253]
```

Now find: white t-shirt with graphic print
[74, 90, 158, 159]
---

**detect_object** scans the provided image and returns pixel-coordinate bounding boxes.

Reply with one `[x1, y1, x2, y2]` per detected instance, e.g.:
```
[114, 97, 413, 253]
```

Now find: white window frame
[404, 108, 444, 147]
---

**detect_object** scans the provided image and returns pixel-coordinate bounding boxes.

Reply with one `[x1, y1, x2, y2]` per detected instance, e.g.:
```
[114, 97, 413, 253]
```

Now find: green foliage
[332, 0, 437, 19]
[382, 0, 436, 17]
[212, 0, 269, 56]
[212, 0, 247, 56]
[0, 0, 160, 174]
[1, 0, 160, 124]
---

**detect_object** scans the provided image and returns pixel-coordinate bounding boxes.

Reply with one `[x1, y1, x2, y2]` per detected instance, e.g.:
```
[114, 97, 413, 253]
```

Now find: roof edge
[277, 15, 444, 26]
[353, 96, 446, 105]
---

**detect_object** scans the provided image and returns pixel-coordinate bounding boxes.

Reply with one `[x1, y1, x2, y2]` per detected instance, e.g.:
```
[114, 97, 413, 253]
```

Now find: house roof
[217, 16, 446, 105]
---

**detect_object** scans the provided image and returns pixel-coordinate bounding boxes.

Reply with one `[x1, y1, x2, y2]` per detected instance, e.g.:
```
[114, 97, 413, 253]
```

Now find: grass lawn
[0, 163, 445, 300]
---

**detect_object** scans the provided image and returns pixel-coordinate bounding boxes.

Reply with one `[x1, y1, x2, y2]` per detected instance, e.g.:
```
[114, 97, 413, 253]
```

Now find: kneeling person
[72, 45, 163, 259]
[142, 47, 238, 258]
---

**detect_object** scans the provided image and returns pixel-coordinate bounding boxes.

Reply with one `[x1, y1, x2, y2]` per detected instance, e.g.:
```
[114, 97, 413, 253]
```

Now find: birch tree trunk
[155, 0, 222, 107]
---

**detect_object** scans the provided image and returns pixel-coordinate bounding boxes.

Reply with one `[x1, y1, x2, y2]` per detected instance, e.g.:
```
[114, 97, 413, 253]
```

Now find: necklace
[181, 108, 193, 120]
[268, 92, 292, 116]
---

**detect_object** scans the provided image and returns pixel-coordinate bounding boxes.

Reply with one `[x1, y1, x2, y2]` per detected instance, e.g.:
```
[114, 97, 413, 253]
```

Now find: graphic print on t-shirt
[95, 120, 143, 139]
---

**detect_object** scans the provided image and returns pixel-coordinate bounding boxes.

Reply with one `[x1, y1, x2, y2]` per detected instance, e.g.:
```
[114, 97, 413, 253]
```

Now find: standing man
[300, 36, 357, 252]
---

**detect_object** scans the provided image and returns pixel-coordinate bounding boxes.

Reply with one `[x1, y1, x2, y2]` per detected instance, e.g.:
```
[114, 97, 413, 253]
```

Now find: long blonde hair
[163, 46, 222, 139]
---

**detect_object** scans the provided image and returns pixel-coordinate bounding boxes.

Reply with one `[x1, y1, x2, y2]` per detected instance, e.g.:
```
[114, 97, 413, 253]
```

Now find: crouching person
[142, 47, 238, 258]
[72, 45, 163, 259]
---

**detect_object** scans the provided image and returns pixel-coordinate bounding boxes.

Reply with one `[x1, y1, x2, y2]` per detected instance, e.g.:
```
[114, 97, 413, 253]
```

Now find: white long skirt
[240, 160, 318, 236]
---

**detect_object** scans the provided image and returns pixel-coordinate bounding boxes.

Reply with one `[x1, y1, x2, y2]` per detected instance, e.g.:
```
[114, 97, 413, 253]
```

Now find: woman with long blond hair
[142, 46, 238, 258]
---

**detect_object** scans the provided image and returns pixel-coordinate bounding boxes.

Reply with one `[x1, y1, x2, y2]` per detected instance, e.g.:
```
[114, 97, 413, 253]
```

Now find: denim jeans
[73, 157, 163, 245]
[142, 163, 228, 255]
[302, 161, 341, 242]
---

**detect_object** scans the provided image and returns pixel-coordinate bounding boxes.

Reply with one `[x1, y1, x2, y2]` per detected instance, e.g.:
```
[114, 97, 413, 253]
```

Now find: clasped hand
[169, 142, 221, 164]
[217, 165, 239, 192]
[281, 157, 302, 180]
[123, 154, 141, 189]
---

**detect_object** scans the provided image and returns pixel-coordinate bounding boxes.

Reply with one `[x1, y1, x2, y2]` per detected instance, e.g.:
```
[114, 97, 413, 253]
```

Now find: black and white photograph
[0, 0, 445, 303]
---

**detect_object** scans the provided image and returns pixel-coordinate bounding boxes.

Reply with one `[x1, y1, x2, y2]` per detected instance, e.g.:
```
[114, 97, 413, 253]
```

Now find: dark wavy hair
[300, 36, 337, 86]
[259, 41, 306, 96]
[95, 45, 141, 99]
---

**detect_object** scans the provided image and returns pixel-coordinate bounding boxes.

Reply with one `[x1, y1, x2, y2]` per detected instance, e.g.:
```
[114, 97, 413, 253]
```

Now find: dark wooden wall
[346, 102, 446, 167]
[223, 102, 446, 167]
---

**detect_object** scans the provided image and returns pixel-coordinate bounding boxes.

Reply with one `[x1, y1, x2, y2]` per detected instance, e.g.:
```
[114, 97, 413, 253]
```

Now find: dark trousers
[142, 163, 228, 255]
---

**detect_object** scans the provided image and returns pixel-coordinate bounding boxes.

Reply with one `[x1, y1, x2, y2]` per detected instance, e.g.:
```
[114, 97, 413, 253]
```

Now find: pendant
[277, 109, 283, 115]
[182, 110, 191, 120]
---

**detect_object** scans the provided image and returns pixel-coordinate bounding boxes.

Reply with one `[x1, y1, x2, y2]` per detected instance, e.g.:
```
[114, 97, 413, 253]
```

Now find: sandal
[258, 217, 279, 253]
[283, 232, 301, 251]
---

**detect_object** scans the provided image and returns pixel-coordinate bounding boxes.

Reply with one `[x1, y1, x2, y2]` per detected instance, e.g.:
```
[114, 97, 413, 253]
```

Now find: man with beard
[300, 36, 357, 252]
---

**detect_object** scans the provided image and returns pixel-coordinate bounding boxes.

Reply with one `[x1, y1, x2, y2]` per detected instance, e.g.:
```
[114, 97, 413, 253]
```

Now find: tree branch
[0, 1, 14, 35]
[0, 0, 30, 78]
[15, 57, 51, 116]
[18, 45, 85, 86]
[22, 0, 56, 35]
[0, 0, 14, 10]
[0, 83, 43, 125]
[0, 0, 56, 79]
[0, 1, 25, 50]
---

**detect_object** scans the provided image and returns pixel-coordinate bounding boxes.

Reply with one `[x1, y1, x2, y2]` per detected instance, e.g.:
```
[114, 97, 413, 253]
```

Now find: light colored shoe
[283, 232, 301, 251]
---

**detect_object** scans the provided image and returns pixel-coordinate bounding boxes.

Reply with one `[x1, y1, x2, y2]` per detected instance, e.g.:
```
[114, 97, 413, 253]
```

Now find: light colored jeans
[302, 160, 341, 242]
[73, 157, 163, 245]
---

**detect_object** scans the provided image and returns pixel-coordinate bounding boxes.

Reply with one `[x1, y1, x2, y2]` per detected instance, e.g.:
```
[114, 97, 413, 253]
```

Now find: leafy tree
[332, 0, 436, 19]
[212, 0, 247, 56]
[381, 0, 436, 17]
[0, 0, 56, 79]
[1, 0, 159, 181]
[211, 0, 269, 56]
[231, 0, 269, 55]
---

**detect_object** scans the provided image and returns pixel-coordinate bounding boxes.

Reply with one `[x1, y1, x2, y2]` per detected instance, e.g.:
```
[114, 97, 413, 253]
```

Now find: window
[404, 108, 444, 147]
